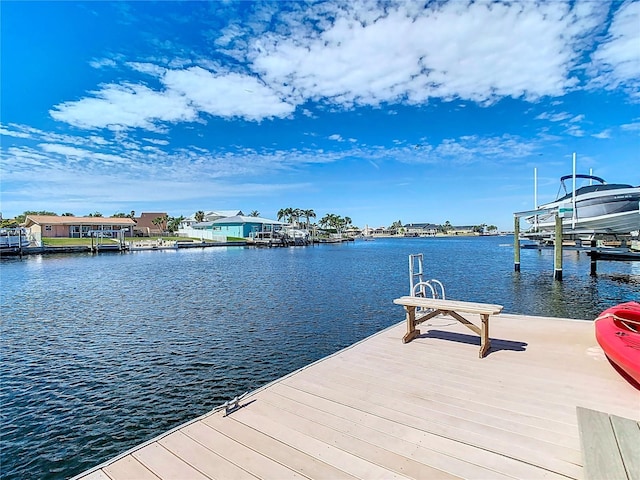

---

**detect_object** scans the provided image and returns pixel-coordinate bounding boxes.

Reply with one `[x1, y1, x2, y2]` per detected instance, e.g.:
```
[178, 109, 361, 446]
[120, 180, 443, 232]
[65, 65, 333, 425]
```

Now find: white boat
[527, 174, 640, 233]
[0, 227, 31, 252]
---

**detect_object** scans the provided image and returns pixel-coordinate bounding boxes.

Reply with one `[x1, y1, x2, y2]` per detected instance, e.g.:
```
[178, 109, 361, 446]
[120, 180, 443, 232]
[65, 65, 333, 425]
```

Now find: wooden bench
[393, 296, 503, 358]
[576, 407, 640, 480]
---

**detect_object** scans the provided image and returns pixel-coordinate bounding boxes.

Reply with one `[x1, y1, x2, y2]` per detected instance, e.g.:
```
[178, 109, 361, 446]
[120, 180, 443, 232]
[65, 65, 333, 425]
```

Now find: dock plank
[577, 407, 627, 480]
[131, 443, 210, 480]
[74, 314, 640, 480]
[228, 406, 409, 480]
[79, 471, 112, 480]
[102, 456, 160, 479]
[260, 387, 568, 480]
[203, 414, 358, 480]
[248, 392, 463, 480]
[282, 372, 583, 479]
[158, 430, 259, 480]
[610, 415, 640, 480]
[183, 421, 306, 479]
[316, 357, 581, 447]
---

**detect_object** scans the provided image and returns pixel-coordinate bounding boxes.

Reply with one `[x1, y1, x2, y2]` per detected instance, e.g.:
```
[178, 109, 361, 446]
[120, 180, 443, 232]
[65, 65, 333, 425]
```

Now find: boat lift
[408, 254, 445, 304]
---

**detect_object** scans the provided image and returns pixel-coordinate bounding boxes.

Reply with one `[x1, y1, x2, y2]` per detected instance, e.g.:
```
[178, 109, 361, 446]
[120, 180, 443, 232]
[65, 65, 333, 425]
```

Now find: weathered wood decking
[77, 313, 640, 480]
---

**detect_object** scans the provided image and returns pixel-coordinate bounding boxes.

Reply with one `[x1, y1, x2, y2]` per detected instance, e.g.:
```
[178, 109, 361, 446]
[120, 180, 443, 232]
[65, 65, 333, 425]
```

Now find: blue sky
[1, 0, 639, 230]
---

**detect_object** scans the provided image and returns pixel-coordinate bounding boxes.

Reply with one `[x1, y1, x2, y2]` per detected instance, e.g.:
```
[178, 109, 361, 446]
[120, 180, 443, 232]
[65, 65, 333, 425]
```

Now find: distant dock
[0, 240, 248, 257]
[75, 312, 639, 480]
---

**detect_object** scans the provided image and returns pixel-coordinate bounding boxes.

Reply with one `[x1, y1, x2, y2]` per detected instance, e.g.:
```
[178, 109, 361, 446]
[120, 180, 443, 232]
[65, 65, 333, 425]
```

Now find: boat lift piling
[514, 215, 520, 272]
[554, 214, 563, 281]
[513, 206, 564, 280]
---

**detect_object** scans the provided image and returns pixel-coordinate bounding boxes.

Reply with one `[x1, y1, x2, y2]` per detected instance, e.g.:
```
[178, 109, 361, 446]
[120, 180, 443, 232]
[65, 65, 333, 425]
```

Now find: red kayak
[595, 301, 640, 386]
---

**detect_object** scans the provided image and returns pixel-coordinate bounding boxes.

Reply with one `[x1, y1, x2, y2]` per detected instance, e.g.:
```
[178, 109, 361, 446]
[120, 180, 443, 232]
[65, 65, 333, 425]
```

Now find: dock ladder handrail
[408, 254, 446, 307]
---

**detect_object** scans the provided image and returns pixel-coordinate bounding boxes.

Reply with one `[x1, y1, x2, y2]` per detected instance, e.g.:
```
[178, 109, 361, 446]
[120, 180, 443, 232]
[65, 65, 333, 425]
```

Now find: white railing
[177, 227, 227, 242]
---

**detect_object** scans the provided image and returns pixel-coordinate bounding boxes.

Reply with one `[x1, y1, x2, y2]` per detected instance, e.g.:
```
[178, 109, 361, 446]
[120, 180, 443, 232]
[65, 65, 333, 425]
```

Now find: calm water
[1, 236, 638, 479]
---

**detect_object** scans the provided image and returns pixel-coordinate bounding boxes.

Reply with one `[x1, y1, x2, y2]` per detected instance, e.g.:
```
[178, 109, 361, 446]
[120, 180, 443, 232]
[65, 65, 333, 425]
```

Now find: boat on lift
[0, 227, 31, 253]
[527, 173, 640, 234]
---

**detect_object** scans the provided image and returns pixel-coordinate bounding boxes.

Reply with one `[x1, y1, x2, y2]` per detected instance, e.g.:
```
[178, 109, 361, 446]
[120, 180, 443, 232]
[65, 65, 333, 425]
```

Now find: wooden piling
[514, 215, 520, 272]
[590, 239, 597, 276]
[554, 214, 563, 281]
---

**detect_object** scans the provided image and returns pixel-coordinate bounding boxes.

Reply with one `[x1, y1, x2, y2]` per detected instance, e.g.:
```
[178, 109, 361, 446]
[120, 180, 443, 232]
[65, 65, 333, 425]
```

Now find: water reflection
[1, 236, 638, 479]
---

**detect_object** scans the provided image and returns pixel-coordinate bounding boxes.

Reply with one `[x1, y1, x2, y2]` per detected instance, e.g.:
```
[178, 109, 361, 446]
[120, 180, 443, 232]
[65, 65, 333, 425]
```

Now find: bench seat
[393, 296, 503, 358]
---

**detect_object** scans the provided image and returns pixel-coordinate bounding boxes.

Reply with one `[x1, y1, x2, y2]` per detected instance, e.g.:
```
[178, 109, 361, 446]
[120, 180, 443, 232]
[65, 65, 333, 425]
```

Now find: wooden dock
[76, 312, 639, 480]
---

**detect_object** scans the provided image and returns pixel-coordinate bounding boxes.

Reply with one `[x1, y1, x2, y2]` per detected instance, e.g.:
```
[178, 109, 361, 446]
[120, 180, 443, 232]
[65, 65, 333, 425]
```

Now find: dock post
[554, 214, 563, 281]
[590, 239, 597, 276]
[514, 215, 520, 272]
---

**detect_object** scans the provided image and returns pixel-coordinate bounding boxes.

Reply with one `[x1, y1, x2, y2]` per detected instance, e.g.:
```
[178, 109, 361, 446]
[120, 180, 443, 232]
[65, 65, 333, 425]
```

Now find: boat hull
[529, 185, 640, 233]
[595, 302, 640, 386]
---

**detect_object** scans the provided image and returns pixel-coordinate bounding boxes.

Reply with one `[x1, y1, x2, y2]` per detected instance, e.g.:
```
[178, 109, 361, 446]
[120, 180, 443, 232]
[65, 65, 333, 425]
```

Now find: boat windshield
[555, 183, 634, 202]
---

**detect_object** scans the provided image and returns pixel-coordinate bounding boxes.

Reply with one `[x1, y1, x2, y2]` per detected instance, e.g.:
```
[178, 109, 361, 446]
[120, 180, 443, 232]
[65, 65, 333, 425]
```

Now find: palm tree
[277, 208, 291, 223]
[152, 215, 168, 234]
[195, 210, 205, 222]
[301, 209, 316, 230]
[167, 216, 184, 233]
[319, 214, 331, 230]
[291, 208, 303, 228]
[249, 210, 260, 217]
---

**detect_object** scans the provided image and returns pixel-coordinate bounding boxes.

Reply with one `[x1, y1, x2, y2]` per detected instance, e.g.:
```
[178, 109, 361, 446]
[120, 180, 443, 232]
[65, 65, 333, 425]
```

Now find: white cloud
[89, 58, 117, 69]
[46, 1, 639, 132]
[592, 130, 611, 139]
[249, 1, 592, 107]
[143, 137, 170, 146]
[162, 66, 295, 120]
[621, 121, 640, 131]
[0, 127, 31, 138]
[565, 125, 586, 137]
[49, 64, 295, 131]
[328, 134, 344, 142]
[50, 83, 198, 131]
[590, 1, 640, 96]
[536, 112, 573, 122]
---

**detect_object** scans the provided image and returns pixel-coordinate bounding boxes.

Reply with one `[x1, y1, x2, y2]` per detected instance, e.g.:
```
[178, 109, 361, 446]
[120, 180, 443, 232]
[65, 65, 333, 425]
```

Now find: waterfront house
[180, 215, 284, 240]
[404, 223, 439, 236]
[373, 226, 391, 235]
[180, 210, 244, 229]
[133, 212, 168, 237]
[23, 215, 136, 245]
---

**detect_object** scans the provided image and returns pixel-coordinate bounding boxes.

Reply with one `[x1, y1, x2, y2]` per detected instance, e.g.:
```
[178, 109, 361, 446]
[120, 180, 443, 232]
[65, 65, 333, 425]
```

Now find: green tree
[389, 220, 402, 233]
[277, 207, 294, 224]
[319, 213, 345, 234]
[0, 219, 19, 228]
[195, 210, 205, 222]
[301, 209, 316, 230]
[61, 212, 74, 216]
[152, 215, 168, 234]
[249, 210, 260, 217]
[88, 212, 103, 217]
[167, 216, 184, 233]
[111, 212, 128, 218]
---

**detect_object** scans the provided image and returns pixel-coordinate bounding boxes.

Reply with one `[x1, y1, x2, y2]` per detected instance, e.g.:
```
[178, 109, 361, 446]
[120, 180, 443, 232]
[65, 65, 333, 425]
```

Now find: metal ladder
[408, 254, 445, 304]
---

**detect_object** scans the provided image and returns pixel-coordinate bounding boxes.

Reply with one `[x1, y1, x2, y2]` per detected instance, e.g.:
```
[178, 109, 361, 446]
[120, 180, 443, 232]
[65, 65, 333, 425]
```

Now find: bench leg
[402, 306, 420, 343]
[479, 314, 491, 358]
